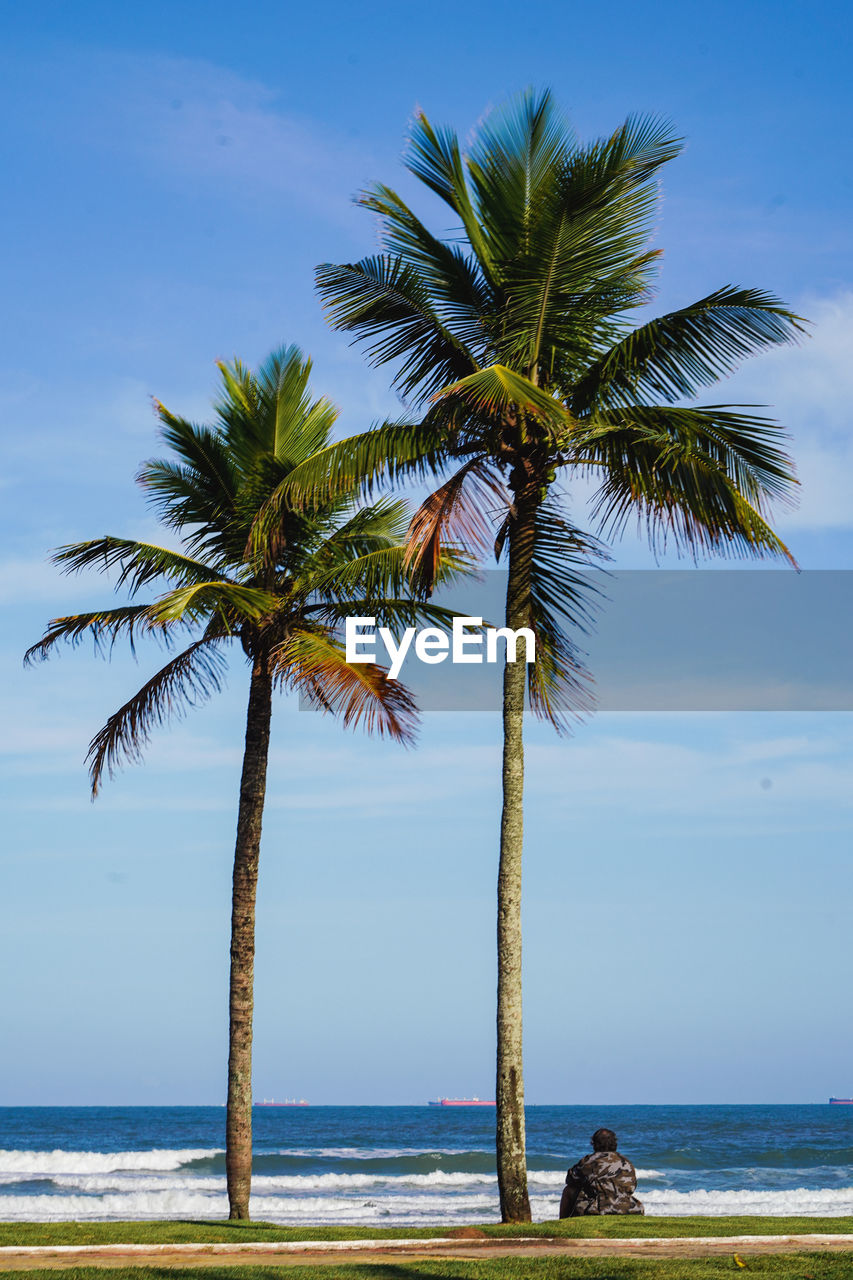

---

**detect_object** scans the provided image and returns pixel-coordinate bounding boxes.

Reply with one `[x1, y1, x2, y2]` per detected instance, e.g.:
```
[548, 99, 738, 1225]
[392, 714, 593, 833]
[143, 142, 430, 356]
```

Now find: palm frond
[435, 365, 571, 430]
[526, 610, 594, 731]
[24, 604, 175, 664]
[304, 597, 465, 632]
[256, 416, 459, 524]
[466, 89, 572, 264]
[315, 256, 479, 400]
[305, 545, 413, 603]
[276, 628, 418, 744]
[578, 405, 798, 562]
[146, 409, 238, 510]
[496, 113, 680, 327]
[507, 115, 680, 312]
[139, 418, 242, 565]
[403, 110, 494, 273]
[526, 503, 605, 729]
[405, 458, 508, 595]
[217, 347, 339, 467]
[359, 184, 493, 353]
[321, 497, 411, 553]
[572, 288, 806, 412]
[148, 581, 280, 628]
[52, 537, 228, 595]
[576, 401, 797, 504]
[586, 112, 683, 191]
[86, 639, 228, 795]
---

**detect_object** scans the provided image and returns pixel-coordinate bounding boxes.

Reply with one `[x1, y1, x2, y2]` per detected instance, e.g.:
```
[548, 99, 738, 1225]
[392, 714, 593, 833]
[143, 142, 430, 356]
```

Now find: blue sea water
[2, 1105, 853, 1224]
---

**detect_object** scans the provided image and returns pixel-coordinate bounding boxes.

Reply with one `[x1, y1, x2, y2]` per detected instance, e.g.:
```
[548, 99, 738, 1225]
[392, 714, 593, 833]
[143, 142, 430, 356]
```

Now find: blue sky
[2, 0, 852, 1106]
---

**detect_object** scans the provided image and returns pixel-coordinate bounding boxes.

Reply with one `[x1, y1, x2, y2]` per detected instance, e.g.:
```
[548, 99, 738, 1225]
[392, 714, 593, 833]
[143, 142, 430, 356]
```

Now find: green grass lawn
[1, 1259, 852, 1280]
[2, 1219, 853, 1247]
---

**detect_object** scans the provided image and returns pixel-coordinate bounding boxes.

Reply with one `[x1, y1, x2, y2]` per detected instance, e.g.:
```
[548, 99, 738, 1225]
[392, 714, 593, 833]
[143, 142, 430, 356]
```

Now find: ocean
[2, 1105, 853, 1224]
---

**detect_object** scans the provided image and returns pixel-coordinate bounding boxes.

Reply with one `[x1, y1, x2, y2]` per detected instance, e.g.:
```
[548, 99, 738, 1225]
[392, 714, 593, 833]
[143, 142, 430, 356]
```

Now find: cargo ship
[254, 1098, 309, 1106]
[428, 1097, 495, 1107]
[829, 1098, 853, 1105]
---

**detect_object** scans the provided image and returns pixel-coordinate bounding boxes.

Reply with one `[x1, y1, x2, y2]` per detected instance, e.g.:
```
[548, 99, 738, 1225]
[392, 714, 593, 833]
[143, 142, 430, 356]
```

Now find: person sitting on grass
[559, 1127, 645, 1217]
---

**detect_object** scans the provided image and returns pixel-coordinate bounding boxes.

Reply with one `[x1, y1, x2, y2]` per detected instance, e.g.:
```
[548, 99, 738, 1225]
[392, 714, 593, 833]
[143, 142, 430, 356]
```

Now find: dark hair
[591, 1128, 618, 1152]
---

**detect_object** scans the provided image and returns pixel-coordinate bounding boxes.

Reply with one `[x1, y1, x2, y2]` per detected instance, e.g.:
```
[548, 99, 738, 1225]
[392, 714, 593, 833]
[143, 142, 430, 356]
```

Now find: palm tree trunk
[226, 654, 273, 1220]
[496, 489, 535, 1224]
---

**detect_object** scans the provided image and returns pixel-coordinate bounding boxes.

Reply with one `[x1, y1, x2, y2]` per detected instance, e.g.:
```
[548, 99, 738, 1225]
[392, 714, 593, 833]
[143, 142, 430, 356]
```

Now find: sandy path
[2, 1235, 853, 1269]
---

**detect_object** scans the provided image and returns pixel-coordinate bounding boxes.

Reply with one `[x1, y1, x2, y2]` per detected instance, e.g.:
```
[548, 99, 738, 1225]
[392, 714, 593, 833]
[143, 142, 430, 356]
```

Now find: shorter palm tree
[26, 346, 457, 1219]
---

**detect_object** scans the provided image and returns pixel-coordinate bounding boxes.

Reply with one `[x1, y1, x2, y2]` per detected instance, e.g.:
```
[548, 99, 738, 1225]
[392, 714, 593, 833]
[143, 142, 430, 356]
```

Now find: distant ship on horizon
[428, 1097, 495, 1107]
[254, 1098, 309, 1107]
[829, 1097, 853, 1105]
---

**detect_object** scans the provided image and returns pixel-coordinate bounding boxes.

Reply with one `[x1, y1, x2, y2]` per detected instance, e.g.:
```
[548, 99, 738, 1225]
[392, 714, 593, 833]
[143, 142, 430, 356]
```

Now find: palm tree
[25, 346, 456, 1220]
[295, 92, 802, 1220]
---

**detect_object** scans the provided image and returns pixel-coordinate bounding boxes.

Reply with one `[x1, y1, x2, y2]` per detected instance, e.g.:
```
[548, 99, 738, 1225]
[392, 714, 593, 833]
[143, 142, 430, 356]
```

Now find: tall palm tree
[25, 346, 456, 1220]
[288, 92, 802, 1220]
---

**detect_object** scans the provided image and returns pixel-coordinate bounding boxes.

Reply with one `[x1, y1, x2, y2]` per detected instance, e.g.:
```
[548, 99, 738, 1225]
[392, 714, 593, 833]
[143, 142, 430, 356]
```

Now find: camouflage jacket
[559, 1151, 644, 1216]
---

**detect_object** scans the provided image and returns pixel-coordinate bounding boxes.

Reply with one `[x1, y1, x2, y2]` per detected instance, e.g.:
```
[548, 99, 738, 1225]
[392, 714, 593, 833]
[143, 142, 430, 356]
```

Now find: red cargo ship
[427, 1097, 495, 1106]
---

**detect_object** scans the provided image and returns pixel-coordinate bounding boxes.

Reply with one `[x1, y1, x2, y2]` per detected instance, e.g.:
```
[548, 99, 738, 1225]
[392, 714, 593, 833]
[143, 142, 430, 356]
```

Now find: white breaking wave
[256, 1147, 502, 1162]
[0, 1149, 220, 1175]
[43, 1170, 552, 1194]
[7, 1183, 853, 1224]
[3, 1179, 852, 1222]
[641, 1186, 853, 1216]
[49, 1172, 500, 1193]
[17, 1167, 666, 1198]
[0, 1190, 498, 1224]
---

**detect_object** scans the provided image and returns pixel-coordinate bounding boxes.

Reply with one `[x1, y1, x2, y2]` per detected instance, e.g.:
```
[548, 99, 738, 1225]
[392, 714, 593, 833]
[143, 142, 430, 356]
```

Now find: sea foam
[641, 1185, 853, 1216]
[0, 1149, 220, 1175]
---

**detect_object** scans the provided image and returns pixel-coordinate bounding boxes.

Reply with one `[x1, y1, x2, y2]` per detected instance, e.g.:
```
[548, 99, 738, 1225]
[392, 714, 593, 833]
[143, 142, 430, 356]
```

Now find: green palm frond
[466, 89, 573, 265]
[576, 112, 683, 193]
[305, 545, 413, 602]
[491, 113, 681, 364]
[529, 502, 607, 629]
[294, 497, 412, 586]
[146, 410, 239, 523]
[571, 288, 806, 412]
[261, 415, 458, 517]
[319, 497, 411, 555]
[580, 405, 797, 562]
[52, 537, 229, 595]
[526, 609, 594, 731]
[148, 581, 280, 628]
[87, 639, 228, 795]
[435, 365, 571, 430]
[216, 347, 339, 467]
[577, 400, 797, 502]
[526, 502, 605, 728]
[403, 110, 494, 274]
[315, 256, 479, 401]
[358, 185, 493, 350]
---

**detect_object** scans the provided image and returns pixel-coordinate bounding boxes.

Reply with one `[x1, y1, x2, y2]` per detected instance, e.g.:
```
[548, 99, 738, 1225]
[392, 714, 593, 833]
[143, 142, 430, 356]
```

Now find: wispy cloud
[715, 291, 853, 531]
[528, 726, 853, 816]
[41, 49, 376, 226]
